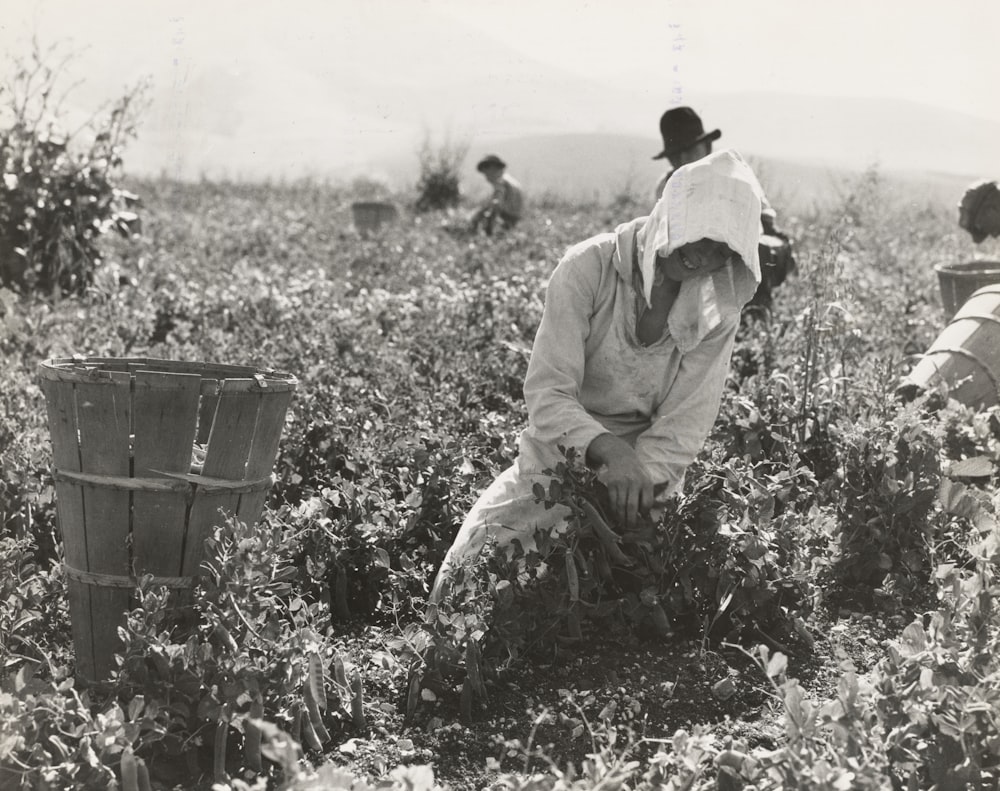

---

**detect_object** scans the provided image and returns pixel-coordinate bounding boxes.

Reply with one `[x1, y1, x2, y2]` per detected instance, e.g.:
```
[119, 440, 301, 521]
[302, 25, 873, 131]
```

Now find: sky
[445, 0, 1000, 117]
[1, 0, 998, 182]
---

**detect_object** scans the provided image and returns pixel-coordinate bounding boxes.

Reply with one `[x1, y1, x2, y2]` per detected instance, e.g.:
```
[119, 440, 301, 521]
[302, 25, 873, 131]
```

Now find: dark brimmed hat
[476, 154, 506, 172]
[652, 107, 722, 160]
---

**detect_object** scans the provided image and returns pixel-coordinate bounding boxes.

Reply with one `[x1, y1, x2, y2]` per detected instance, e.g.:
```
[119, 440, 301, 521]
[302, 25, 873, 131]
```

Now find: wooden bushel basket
[351, 201, 398, 235]
[900, 285, 1000, 410]
[934, 260, 1000, 319]
[37, 357, 298, 682]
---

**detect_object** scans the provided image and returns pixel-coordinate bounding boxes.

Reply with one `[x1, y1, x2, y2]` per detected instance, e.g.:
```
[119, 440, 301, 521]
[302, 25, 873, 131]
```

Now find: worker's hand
[586, 433, 654, 531]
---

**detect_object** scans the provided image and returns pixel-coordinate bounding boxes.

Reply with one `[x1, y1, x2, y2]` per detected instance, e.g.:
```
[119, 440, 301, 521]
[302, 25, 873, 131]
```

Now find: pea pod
[405, 671, 421, 722]
[465, 639, 486, 698]
[213, 623, 239, 655]
[595, 550, 614, 581]
[300, 709, 323, 752]
[120, 749, 139, 791]
[244, 695, 264, 774]
[650, 602, 672, 636]
[136, 759, 152, 791]
[303, 676, 331, 744]
[334, 564, 351, 621]
[350, 672, 366, 729]
[579, 499, 632, 566]
[459, 677, 473, 724]
[289, 702, 303, 746]
[307, 652, 326, 713]
[213, 721, 229, 783]
[334, 654, 350, 704]
[565, 552, 580, 601]
[567, 609, 583, 640]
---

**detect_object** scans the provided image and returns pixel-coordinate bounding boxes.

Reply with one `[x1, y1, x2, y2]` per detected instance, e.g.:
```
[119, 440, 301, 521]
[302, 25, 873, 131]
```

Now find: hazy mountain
[367, 130, 981, 217]
[79, 11, 997, 198]
[15, 0, 999, 190]
[691, 92, 1000, 178]
[122, 74, 997, 207]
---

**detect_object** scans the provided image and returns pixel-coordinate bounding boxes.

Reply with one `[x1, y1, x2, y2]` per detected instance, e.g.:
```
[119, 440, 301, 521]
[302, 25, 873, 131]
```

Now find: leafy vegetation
[0, 42, 145, 298]
[2, 159, 1000, 791]
[414, 133, 469, 213]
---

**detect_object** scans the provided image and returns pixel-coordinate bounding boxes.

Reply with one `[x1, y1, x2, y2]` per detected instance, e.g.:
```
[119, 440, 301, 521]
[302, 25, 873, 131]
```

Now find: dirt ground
[290, 602, 905, 791]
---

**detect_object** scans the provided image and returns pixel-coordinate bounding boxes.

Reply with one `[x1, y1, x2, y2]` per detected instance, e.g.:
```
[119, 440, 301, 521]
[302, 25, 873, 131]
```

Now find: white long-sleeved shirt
[489, 173, 524, 220]
[517, 217, 738, 494]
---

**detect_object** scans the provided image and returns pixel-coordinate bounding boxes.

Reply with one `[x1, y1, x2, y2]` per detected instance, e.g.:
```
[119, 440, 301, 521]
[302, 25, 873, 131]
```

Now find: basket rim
[934, 260, 1000, 275]
[351, 200, 396, 209]
[37, 356, 298, 390]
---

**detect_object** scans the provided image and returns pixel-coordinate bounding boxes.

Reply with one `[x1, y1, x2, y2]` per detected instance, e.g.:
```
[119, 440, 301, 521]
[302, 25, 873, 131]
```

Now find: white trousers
[429, 459, 572, 604]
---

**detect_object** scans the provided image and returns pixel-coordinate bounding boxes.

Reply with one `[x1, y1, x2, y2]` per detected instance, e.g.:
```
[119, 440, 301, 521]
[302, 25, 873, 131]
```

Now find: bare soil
[298, 605, 901, 790]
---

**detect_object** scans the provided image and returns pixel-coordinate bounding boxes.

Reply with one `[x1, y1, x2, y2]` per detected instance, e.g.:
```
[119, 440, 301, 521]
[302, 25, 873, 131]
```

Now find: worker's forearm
[586, 432, 635, 468]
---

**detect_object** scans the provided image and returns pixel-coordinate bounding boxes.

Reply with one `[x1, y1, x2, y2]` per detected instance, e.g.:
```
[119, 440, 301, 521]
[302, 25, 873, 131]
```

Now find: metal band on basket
[951, 313, 1000, 328]
[63, 564, 195, 589]
[925, 346, 1000, 391]
[52, 468, 275, 493]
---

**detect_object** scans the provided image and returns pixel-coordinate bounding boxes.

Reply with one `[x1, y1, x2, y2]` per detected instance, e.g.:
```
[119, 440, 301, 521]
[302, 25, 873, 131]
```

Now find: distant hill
[369, 131, 980, 217]
[17, 2, 997, 190]
[102, 29, 998, 205]
[688, 93, 1000, 176]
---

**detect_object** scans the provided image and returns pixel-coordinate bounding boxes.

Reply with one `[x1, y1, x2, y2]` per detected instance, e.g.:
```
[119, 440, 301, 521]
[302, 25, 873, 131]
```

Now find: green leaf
[897, 622, 927, 657]
[947, 456, 994, 479]
[766, 652, 788, 679]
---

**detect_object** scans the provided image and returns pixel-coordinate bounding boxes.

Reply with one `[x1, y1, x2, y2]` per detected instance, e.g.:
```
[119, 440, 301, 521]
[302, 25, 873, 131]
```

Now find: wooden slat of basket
[132, 371, 202, 579]
[920, 350, 981, 402]
[236, 389, 293, 527]
[949, 314, 1000, 405]
[916, 308, 1000, 409]
[39, 377, 95, 681]
[196, 384, 220, 445]
[75, 372, 133, 681]
[181, 379, 260, 576]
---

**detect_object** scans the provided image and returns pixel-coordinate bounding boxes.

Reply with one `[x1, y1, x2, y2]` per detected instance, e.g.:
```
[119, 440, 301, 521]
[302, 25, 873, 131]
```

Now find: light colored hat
[640, 149, 764, 352]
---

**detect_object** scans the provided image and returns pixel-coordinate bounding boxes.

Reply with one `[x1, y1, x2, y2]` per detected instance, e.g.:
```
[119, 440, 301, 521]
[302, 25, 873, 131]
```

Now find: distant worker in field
[431, 150, 765, 606]
[959, 180, 1000, 243]
[653, 106, 796, 312]
[469, 154, 524, 235]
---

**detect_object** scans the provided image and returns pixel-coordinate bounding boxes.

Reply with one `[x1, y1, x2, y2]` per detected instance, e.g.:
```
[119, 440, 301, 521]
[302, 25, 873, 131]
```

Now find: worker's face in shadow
[659, 239, 740, 282]
[481, 166, 504, 184]
[667, 141, 713, 170]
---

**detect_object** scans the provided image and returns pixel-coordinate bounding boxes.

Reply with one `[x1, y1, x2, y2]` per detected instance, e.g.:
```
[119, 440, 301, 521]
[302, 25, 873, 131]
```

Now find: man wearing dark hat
[469, 154, 524, 235]
[653, 106, 723, 200]
[653, 106, 795, 311]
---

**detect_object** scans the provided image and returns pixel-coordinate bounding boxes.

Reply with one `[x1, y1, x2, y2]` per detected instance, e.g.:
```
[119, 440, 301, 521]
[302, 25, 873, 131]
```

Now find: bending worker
[432, 149, 766, 604]
[469, 154, 524, 235]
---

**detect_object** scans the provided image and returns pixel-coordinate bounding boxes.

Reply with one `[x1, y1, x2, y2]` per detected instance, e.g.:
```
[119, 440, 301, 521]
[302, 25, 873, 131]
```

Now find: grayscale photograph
[2, 2, 1000, 789]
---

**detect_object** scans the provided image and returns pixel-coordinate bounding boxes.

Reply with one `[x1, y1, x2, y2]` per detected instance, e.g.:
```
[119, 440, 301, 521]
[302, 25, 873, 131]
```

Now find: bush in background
[0, 40, 146, 298]
[413, 133, 468, 212]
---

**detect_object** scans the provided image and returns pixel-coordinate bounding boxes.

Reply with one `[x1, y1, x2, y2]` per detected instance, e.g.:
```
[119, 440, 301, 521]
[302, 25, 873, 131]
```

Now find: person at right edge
[958, 180, 1000, 243]
[653, 106, 796, 313]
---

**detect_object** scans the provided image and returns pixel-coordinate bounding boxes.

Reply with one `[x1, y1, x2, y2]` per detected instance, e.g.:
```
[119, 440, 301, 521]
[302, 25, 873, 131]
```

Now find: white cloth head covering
[639, 149, 764, 352]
